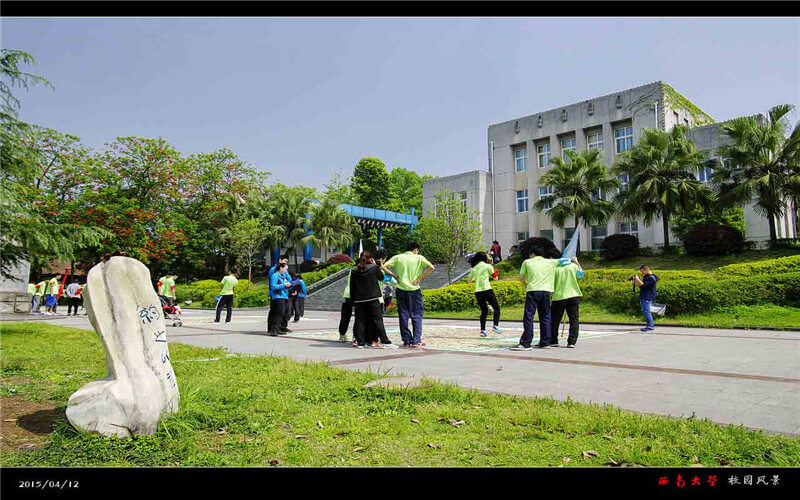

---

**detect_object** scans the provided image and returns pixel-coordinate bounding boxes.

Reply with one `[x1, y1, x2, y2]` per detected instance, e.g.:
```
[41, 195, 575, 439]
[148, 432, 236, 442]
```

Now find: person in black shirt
[349, 251, 394, 349]
[632, 265, 659, 332]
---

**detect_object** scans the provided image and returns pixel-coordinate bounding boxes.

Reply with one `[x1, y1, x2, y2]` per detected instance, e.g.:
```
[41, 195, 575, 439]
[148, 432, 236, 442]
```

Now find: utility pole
[489, 139, 496, 242]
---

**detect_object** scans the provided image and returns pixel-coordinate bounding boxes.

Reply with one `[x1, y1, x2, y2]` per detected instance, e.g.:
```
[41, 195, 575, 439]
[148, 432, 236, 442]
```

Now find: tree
[429, 188, 482, 283]
[226, 218, 270, 287]
[0, 49, 107, 280]
[670, 205, 747, 243]
[713, 104, 800, 246]
[351, 157, 390, 209]
[269, 190, 312, 268]
[411, 218, 448, 264]
[387, 167, 431, 213]
[533, 148, 619, 252]
[302, 198, 361, 260]
[614, 125, 714, 250]
[323, 171, 356, 205]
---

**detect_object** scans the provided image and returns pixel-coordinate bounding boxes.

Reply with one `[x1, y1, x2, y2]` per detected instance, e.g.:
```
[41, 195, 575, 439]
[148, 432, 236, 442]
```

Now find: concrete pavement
[5, 308, 799, 435]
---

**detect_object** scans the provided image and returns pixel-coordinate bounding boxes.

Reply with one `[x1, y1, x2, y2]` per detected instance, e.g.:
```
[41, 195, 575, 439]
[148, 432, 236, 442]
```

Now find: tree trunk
[768, 212, 777, 247]
[662, 214, 671, 250]
[248, 262, 252, 289]
[574, 217, 580, 253]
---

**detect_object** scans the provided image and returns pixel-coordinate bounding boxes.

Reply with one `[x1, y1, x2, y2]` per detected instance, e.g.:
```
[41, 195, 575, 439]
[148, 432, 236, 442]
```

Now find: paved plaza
[6, 308, 800, 435]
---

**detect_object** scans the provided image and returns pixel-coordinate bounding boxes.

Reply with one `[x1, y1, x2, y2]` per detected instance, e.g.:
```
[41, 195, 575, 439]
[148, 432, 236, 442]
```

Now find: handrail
[306, 266, 352, 295]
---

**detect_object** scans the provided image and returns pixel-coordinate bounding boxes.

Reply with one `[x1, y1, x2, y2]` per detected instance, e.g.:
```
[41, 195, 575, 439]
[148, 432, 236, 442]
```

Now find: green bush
[423, 281, 525, 311]
[303, 263, 352, 286]
[716, 255, 800, 276]
[683, 224, 745, 256]
[601, 234, 640, 260]
[176, 278, 250, 304]
[237, 289, 270, 308]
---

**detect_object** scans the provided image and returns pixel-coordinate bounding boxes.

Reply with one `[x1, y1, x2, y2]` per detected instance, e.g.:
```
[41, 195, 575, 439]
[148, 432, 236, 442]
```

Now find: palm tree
[533, 148, 620, 251]
[302, 198, 361, 260]
[614, 125, 713, 250]
[712, 104, 800, 246]
[269, 191, 312, 269]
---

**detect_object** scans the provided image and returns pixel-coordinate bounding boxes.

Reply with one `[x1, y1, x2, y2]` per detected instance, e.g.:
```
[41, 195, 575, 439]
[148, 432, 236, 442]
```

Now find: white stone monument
[66, 256, 180, 438]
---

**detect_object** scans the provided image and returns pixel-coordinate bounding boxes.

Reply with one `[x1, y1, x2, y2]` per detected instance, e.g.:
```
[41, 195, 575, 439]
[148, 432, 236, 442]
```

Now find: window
[617, 173, 630, 192]
[539, 186, 554, 210]
[614, 125, 634, 154]
[516, 189, 529, 213]
[517, 231, 529, 242]
[562, 227, 577, 250]
[698, 166, 712, 183]
[684, 118, 690, 127]
[591, 225, 608, 250]
[619, 221, 639, 239]
[452, 191, 468, 210]
[537, 143, 551, 168]
[560, 137, 576, 160]
[673, 111, 679, 126]
[514, 147, 528, 172]
[587, 131, 603, 151]
[590, 188, 606, 202]
[539, 229, 554, 241]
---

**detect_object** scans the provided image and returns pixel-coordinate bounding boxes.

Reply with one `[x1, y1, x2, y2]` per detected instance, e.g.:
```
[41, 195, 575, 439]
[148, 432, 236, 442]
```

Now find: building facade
[423, 81, 798, 254]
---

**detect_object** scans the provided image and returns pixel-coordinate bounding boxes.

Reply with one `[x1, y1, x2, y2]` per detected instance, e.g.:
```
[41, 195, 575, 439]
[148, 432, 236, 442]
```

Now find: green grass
[2, 322, 799, 466]
[389, 304, 800, 330]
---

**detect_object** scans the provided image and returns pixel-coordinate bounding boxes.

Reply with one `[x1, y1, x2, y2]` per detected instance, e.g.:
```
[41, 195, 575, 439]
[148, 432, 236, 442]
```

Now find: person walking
[215, 270, 238, 323]
[512, 246, 567, 350]
[28, 282, 39, 313]
[289, 273, 307, 323]
[490, 240, 502, 264]
[349, 251, 394, 349]
[159, 273, 177, 306]
[467, 251, 503, 338]
[33, 278, 47, 314]
[267, 262, 292, 336]
[44, 274, 61, 315]
[633, 265, 659, 333]
[382, 242, 435, 348]
[548, 248, 585, 348]
[65, 279, 82, 316]
[339, 269, 353, 343]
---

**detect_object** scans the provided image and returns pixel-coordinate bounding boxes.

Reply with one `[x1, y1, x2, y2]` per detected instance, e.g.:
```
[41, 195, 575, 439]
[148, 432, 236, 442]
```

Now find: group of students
[29, 274, 85, 316]
[265, 256, 307, 335]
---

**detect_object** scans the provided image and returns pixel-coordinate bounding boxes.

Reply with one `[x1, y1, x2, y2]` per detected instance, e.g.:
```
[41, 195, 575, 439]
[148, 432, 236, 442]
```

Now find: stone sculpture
[66, 256, 180, 438]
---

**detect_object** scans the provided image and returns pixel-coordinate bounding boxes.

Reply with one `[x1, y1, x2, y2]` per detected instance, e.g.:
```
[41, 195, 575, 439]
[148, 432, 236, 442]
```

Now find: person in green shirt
[381, 242, 435, 348]
[467, 251, 502, 338]
[33, 279, 47, 314]
[159, 273, 177, 306]
[44, 274, 61, 314]
[547, 247, 584, 348]
[28, 282, 39, 313]
[214, 270, 238, 323]
[512, 246, 568, 350]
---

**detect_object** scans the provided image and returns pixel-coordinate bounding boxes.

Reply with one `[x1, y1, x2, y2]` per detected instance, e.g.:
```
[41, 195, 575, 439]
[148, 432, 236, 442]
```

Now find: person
[44, 274, 61, 315]
[632, 265, 659, 333]
[349, 251, 394, 349]
[289, 273, 307, 323]
[215, 269, 238, 323]
[381, 278, 395, 314]
[339, 269, 353, 343]
[269, 256, 292, 333]
[512, 247, 568, 350]
[467, 251, 503, 338]
[382, 242, 435, 348]
[548, 248, 585, 348]
[371, 249, 396, 347]
[161, 273, 177, 306]
[267, 262, 292, 336]
[490, 240, 502, 264]
[268, 255, 290, 280]
[28, 282, 39, 313]
[65, 279, 82, 316]
[34, 278, 47, 314]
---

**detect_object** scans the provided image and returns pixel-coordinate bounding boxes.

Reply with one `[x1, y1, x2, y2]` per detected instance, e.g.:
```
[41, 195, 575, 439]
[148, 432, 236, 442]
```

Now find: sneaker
[356, 345, 365, 349]
[352, 339, 359, 347]
[410, 343, 422, 348]
[480, 331, 488, 338]
[339, 335, 347, 343]
[268, 332, 279, 337]
[510, 344, 532, 351]
[370, 341, 381, 348]
[399, 343, 411, 348]
[549, 342, 559, 347]
[492, 326, 503, 334]
[381, 343, 399, 349]
[536, 343, 550, 349]
[281, 328, 293, 333]
[566, 344, 576, 348]
[640, 327, 654, 332]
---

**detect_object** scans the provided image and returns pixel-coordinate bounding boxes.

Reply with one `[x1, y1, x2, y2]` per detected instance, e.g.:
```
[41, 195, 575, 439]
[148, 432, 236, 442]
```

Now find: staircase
[304, 261, 472, 311]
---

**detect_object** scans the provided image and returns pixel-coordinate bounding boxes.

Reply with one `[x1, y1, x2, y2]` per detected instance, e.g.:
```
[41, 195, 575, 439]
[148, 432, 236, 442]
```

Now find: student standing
[215, 270, 238, 323]
[28, 282, 39, 313]
[490, 240, 502, 264]
[267, 263, 291, 336]
[34, 278, 47, 314]
[160, 274, 177, 306]
[382, 242, 435, 348]
[633, 265, 659, 333]
[349, 252, 393, 349]
[512, 247, 566, 350]
[44, 274, 61, 315]
[548, 248, 585, 348]
[65, 279, 82, 316]
[290, 274, 307, 323]
[339, 270, 353, 343]
[467, 251, 503, 338]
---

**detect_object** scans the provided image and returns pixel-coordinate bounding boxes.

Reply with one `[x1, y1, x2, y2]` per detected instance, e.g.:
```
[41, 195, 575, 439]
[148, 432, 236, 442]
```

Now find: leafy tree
[614, 125, 714, 250]
[0, 49, 107, 280]
[323, 171, 356, 205]
[302, 198, 360, 260]
[351, 157, 390, 209]
[428, 188, 482, 282]
[670, 205, 746, 243]
[712, 104, 800, 246]
[411, 218, 448, 264]
[269, 190, 312, 268]
[226, 218, 271, 287]
[387, 167, 430, 213]
[533, 149, 619, 252]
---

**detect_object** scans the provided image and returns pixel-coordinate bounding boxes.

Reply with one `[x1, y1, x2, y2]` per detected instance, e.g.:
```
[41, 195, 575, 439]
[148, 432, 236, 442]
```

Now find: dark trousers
[215, 294, 234, 323]
[280, 298, 291, 329]
[475, 289, 501, 331]
[550, 296, 580, 345]
[520, 291, 551, 347]
[267, 298, 287, 333]
[339, 298, 353, 336]
[353, 300, 386, 346]
[67, 297, 81, 315]
[290, 297, 305, 321]
[396, 288, 424, 345]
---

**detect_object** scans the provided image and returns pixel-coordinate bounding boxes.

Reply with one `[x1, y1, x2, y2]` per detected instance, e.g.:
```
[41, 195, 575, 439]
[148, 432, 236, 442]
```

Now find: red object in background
[58, 268, 69, 298]
[657, 477, 669, 486]
[492, 268, 499, 279]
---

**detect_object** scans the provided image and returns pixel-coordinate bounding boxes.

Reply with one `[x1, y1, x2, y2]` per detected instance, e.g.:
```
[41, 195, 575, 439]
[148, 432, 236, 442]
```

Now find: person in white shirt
[65, 279, 82, 316]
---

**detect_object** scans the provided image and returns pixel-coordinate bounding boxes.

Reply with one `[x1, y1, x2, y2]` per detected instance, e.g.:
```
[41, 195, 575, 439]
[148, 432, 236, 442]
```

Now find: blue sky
[3, 17, 799, 188]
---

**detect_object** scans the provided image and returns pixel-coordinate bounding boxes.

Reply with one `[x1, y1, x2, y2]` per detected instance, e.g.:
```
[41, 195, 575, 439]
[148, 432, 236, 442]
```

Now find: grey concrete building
[423, 81, 798, 255]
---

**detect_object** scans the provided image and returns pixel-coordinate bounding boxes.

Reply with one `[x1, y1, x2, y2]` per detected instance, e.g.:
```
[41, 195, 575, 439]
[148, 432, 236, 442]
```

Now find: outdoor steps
[304, 261, 472, 311]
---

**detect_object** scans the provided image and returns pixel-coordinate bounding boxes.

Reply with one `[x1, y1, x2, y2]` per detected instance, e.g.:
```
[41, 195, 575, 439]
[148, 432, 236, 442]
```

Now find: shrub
[237, 289, 270, 308]
[638, 246, 656, 257]
[671, 206, 747, 243]
[683, 224, 745, 256]
[518, 237, 558, 259]
[299, 260, 319, 273]
[423, 281, 525, 311]
[716, 255, 800, 277]
[303, 262, 352, 286]
[327, 254, 352, 265]
[601, 234, 640, 260]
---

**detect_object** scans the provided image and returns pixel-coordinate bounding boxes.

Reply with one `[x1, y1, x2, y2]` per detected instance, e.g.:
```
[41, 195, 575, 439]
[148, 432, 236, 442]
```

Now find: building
[423, 81, 798, 254]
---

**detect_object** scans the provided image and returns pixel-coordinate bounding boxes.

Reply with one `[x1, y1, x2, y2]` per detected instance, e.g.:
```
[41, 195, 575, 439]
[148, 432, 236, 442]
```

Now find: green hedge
[175, 279, 251, 304]
[423, 281, 526, 311]
[303, 263, 352, 286]
[716, 255, 800, 277]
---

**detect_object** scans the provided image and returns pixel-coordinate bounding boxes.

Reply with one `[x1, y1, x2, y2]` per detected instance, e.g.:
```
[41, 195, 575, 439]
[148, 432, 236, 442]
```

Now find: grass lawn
[389, 304, 800, 330]
[2, 322, 799, 467]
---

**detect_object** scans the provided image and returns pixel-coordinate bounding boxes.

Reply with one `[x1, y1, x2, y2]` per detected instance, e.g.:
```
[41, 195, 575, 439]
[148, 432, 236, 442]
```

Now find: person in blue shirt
[268, 255, 290, 279]
[267, 262, 292, 336]
[633, 265, 659, 332]
[289, 273, 307, 323]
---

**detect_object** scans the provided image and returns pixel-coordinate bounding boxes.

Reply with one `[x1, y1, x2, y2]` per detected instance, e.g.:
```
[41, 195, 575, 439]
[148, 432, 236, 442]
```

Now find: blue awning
[338, 204, 418, 228]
